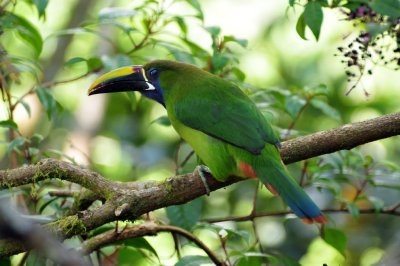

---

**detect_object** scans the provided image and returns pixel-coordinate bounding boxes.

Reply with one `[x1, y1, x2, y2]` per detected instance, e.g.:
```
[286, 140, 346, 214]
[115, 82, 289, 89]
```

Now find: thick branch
[279, 112, 400, 164]
[80, 222, 224, 266]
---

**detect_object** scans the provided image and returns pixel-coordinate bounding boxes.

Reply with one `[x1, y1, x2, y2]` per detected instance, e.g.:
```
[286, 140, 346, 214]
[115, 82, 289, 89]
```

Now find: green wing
[174, 78, 280, 155]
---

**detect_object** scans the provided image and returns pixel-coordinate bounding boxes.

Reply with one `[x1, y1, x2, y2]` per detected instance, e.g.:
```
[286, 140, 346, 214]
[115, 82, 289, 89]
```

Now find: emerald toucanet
[88, 60, 328, 224]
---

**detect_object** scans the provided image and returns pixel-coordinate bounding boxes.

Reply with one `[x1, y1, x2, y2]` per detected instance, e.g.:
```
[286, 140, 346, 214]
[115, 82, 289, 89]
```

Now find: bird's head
[88, 60, 203, 107]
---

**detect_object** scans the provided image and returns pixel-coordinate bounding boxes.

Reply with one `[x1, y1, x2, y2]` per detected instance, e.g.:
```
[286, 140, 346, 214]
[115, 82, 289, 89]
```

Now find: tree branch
[80, 221, 225, 266]
[203, 204, 400, 224]
[279, 112, 400, 164]
[0, 112, 399, 257]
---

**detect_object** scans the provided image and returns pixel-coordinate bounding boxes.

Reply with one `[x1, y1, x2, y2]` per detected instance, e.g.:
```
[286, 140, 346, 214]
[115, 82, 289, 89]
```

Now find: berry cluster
[336, 3, 400, 95]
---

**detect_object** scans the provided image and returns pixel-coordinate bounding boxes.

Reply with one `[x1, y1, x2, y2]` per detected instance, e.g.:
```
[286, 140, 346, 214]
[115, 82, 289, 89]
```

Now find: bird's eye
[150, 69, 158, 77]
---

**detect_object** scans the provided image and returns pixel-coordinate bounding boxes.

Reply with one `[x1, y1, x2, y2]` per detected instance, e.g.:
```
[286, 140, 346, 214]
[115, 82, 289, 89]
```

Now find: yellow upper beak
[88, 66, 151, 96]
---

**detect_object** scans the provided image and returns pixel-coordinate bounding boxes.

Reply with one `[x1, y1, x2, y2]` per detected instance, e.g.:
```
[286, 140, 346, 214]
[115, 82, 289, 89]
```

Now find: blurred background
[0, 0, 399, 265]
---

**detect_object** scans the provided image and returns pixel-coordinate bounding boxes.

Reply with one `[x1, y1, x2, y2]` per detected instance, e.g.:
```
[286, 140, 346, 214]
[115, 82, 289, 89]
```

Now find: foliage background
[0, 0, 399, 265]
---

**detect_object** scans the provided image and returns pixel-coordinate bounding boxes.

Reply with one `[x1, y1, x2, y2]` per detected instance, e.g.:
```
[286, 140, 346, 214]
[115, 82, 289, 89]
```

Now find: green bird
[88, 60, 327, 224]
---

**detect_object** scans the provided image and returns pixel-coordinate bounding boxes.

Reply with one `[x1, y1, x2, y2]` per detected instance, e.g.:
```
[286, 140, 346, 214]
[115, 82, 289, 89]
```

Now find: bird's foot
[196, 165, 211, 196]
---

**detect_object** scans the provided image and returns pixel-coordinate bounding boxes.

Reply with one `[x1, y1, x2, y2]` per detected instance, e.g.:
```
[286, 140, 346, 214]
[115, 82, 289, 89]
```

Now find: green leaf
[368, 196, 384, 213]
[323, 228, 347, 256]
[43, 149, 77, 164]
[205, 26, 221, 37]
[223, 35, 248, 47]
[117, 247, 148, 265]
[162, 45, 196, 64]
[98, 7, 138, 20]
[7, 137, 29, 156]
[212, 53, 231, 71]
[310, 99, 341, 120]
[346, 202, 360, 222]
[296, 12, 307, 40]
[166, 198, 202, 231]
[49, 27, 89, 38]
[185, 0, 204, 20]
[174, 16, 188, 36]
[304, 1, 323, 41]
[87, 57, 103, 72]
[122, 238, 159, 259]
[370, 0, 400, 18]
[2, 13, 43, 57]
[367, 23, 390, 39]
[289, 0, 295, 7]
[151, 116, 171, 126]
[274, 253, 301, 266]
[304, 83, 329, 96]
[101, 54, 133, 72]
[239, 252, 278, 264]
[0, 119, 20, 133]
[0, 257, 11, 266]
[65, 57, 86, 67]
[231, 67, 246, 81]
[175, 256, 211, 266]
[36, 86, 56, 120]
[285, 95, 306, 118]
[18, 99, 32, 117]
[20, 214, 57, 224]
[30, 0, 49, 18]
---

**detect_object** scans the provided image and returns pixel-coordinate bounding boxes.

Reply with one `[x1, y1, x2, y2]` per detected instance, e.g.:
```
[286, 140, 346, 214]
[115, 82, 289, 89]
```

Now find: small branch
[80, 221, 225, 266]
[203, 206, 400, 224]
[11, 71, 94, 112]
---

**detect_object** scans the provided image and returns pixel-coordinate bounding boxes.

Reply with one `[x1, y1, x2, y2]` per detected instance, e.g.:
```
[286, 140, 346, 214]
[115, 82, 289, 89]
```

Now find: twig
[11, 71, 94, 112]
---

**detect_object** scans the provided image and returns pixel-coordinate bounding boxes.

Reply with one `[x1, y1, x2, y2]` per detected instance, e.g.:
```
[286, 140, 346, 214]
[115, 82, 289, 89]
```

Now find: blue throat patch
[140, 79, 165, 107]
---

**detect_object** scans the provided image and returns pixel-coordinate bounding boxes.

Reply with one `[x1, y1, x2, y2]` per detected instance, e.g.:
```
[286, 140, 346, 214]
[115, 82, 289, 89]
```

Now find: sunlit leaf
[175, 256, 211, 266]
[304, 1, 323, 41]
[323, 228, 347, 256]
[166, 198, 202, 230]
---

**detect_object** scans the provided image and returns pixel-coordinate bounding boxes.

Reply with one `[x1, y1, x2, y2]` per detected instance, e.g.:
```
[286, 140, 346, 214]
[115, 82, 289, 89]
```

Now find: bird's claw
[196, 165, 211, 196]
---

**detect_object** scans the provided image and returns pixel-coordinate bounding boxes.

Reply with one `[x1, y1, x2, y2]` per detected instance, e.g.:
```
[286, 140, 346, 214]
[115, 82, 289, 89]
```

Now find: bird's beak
[88, 66, 155, 96]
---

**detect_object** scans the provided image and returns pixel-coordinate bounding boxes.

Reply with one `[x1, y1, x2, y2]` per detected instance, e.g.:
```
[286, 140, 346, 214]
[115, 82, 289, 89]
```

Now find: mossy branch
[0, 112, 399, 257]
